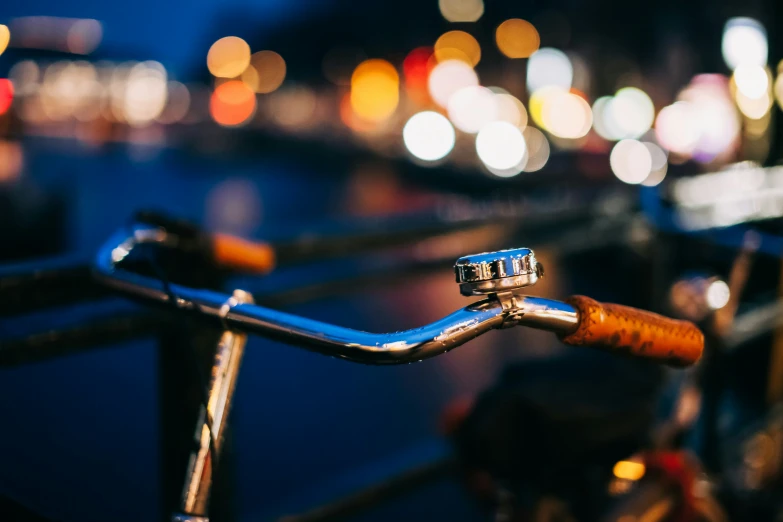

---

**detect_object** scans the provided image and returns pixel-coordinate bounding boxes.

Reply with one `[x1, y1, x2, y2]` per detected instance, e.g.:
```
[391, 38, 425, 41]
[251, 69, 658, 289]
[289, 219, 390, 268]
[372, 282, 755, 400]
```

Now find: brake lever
[94, 224, 703, 367]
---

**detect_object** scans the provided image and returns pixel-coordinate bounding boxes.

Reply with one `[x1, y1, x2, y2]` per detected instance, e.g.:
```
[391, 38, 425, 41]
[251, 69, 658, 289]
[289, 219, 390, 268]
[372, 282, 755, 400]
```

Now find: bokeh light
[242, 51, 286, 94]
[706, 280, 731, 310]
[210, 80, 256, 127]
[641, 141, 668, 186]
[527, 48, 572, 92]
[447, 86, 498, 133]
[66, 19, 102, 54]
[0, 25, 10, 56]
[654, 102, 699, 155]
[124, 62, 167, 126]
[610, 139, 652, 184]
[494, 92, 528, 128]
[434, 31, 481, 66]
[428, 59, 479, 108]
[270, 85, 317, 128]
[350, 59, 399, 123]
[495, 19, 540, 59]
[609, 87, 655, 139]
[0, 141, 23, 182]
[157, 82, 191, 124]
[403, 47, 434, 105]
[438, 0, 484, 22]
[733, 64, 769, 99]
[522, 127, 550, 172]
[736, 89, 772, 119]
[592, 96, 624, 141]
[207, 36, 251, 78]
[542, 90, 592, 139]
[0, 79, 14, 115]
[476, 121, 527, 172]
[722, 17, 767, 71]
[403, 111, 456, 162]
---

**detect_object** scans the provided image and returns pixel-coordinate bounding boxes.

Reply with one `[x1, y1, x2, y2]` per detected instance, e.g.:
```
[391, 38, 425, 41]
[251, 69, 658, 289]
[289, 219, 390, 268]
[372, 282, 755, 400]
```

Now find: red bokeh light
[403, 47, 434, 105]
[0, 79, 14, 115]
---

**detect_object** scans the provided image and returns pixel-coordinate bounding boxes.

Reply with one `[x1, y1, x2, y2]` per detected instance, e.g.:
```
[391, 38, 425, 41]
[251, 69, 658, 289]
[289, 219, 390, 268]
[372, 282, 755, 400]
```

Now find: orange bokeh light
[350, 59, 399, 123]
[434, 31, 481, 67]
[496, 19, 540, 59]
[210, 80, 256, 127]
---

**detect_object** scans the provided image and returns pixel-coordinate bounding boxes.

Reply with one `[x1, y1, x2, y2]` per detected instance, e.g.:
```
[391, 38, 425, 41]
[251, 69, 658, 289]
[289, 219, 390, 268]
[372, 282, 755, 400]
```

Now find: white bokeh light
[706, 280, 730, 310]
[722, 17, 767, 71]
[476, 121, 527, 172]
[428, 60, 479, 108]
[609, 87, 655, 139]
[447, 86, 499, 133]
[543, 91, 592, 139]
[403, 111, 456, 162]
[655, 102, 699, 155]
[522, 126, 550, 172]
[610, 139, 652, 184]
[641, 141, 668, 186]
[734, 64, 769, 99]
[526, 48, 573, 93]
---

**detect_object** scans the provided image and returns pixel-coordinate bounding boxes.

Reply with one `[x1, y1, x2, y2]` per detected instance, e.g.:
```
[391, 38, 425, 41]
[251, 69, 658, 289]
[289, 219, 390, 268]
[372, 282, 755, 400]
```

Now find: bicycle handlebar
[93, 224, 703, 367]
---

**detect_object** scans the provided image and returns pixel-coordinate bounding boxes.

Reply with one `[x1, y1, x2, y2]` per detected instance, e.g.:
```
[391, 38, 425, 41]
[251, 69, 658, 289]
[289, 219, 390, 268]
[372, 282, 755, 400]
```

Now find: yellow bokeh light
[242, 50, 286, 94]
[496, 19, 540, 59]
[438, 0, 484, 22]
[613, 460, 646, 481]
[435, 31, 481, 67]
[0, 25, 9, 56]
[350, 59, 399, 123]
[207, 36, 251, 79]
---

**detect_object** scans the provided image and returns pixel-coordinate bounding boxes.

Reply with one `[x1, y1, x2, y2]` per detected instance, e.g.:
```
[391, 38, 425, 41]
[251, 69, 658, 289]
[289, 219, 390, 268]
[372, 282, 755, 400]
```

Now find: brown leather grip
[559, 295, 703, 367]
[212, 233, 276, 274]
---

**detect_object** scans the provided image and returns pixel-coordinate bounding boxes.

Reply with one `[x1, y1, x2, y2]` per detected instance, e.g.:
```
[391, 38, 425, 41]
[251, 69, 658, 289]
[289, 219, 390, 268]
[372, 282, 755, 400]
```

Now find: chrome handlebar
[93, 224, 579, 364]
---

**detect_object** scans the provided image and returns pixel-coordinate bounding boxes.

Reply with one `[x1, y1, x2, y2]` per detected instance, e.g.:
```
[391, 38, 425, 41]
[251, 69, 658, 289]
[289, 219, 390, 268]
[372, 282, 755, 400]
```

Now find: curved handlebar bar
[93, 224, 702, 367]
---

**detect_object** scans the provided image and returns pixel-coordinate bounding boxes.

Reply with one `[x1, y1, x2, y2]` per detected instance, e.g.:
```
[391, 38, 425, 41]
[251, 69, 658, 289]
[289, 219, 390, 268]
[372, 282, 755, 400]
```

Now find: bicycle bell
[454, 248, 544, 296]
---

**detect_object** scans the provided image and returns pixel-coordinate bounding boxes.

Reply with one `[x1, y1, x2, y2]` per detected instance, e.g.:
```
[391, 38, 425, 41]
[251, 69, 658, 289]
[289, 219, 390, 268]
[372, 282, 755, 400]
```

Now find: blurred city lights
[434, 31, 481, 66]
[403, 47, 433, 105]
[476, 121, 527, 173]
[9, 61, 40, 95]
[522, 127, 550, 172]
[706, 280, 731, 310]
[609, 87, 655, 139]
[438, 0, 484, 23]
[736, 89, 772, 119]
[494, 92, 527, 128]
[0, 79, 14, 115]
[350, 59, 399, 123]
[428, 59, 479, 108]
[592, 96, 624, 141]
[655, 102, 699, 155]
[527, 48, 572, 92]
[0, 25, 9, 56]
[613, 461, 646, 481]
[775, 72, 783, 111]
[528, 86, 560, 129]
[210, 80, 256, 126]
[610, 139, 652, 184]
[733, 64, 769, 99]
[447, 86, 498, 133]
[157, 82, 191, 124]
[0, 141, 23, 182]
[242, 51, 286, 94]
[403, 111, 455, 162]
[722, 17, 767, 71]
[495, 19, 540, 59]
[207, 36, 251, 78]
[641, 141, 668, 186]
[66, 19, 102, 54]
[542, 90, 592, 139]
[270, 85, 317, 128]
[124, 62, 168, 126]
